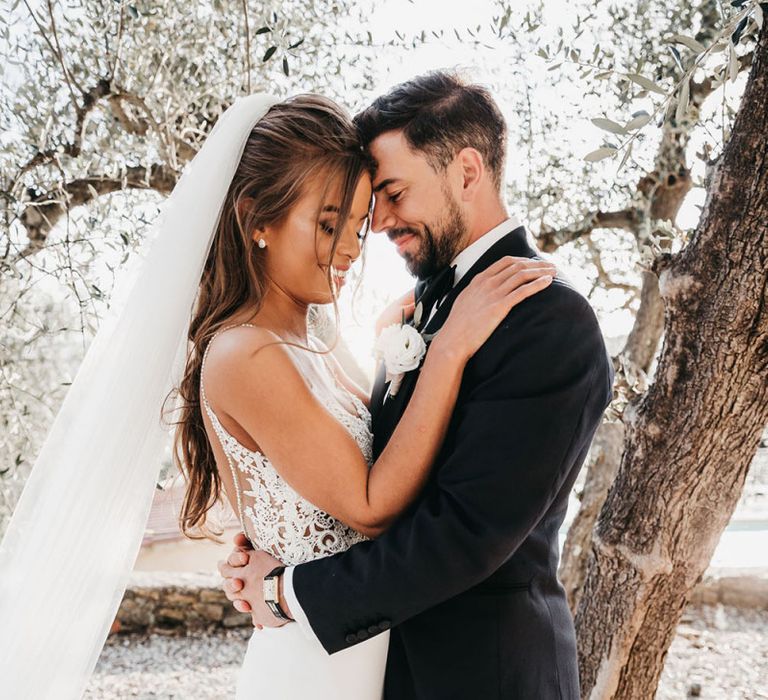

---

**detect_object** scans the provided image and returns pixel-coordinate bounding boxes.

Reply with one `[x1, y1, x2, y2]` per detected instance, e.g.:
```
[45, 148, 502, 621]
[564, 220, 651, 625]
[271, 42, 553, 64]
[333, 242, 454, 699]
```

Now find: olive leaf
[584, 147, 618, 162]
[669, 45, 684, 72]
[728, 43, 740, 83]
[591, 118, 628, 135]
[627, 73, 666, 95]
[675, 78, 690, 123]
[618, 140, 634, 171]
[666, 33, 706, 53]
[625, 112, 652, 130]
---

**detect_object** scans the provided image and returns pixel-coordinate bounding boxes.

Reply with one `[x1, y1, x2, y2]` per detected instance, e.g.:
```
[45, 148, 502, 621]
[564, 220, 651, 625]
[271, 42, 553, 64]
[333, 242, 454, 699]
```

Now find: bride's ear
[237, 196, 256, 222]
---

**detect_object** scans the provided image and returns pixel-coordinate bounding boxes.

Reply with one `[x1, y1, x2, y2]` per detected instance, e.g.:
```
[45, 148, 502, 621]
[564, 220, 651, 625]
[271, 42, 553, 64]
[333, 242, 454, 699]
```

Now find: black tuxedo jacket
[292, 225, 615, 699]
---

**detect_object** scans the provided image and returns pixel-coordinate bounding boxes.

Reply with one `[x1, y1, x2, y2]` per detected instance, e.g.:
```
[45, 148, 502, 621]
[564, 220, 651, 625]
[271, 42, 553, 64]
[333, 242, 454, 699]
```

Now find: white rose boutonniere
[374, 322, 427, 398]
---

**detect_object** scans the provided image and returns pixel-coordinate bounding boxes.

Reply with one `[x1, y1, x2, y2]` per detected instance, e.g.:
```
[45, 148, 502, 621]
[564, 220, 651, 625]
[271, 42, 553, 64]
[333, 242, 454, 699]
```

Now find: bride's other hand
[218, 542, 290, 629]
[218, 532, 272, 629]
[375, 288, 416, 337]
[434, 256, 556, 362]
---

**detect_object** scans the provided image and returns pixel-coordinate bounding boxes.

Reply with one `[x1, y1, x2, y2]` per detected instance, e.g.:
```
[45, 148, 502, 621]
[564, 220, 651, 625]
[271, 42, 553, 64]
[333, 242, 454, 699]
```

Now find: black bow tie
[413, 264, 456, 330]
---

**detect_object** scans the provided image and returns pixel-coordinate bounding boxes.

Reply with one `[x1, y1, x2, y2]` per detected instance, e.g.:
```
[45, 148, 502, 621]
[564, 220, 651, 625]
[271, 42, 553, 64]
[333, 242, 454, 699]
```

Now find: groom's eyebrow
[372, 178, 399, 193]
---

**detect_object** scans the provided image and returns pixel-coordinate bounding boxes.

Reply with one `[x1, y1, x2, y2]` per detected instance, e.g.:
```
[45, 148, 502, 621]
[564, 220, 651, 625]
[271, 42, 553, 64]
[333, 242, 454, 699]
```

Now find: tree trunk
[575, 20, 768, 700]
[560, 254, 666, 613]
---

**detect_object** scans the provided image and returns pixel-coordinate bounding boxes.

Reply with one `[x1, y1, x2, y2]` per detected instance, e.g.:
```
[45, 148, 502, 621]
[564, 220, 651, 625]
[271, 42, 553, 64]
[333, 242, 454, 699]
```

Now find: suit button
[345, 633, 357, 644]
[367, 625, 379, 635]
[357, 629, 370, 641]
[378, 620, 391, 631]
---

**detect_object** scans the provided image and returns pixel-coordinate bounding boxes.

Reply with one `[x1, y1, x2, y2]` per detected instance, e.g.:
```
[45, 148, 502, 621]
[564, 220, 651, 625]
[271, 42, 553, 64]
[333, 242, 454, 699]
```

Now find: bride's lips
[324, 265, 349, 289]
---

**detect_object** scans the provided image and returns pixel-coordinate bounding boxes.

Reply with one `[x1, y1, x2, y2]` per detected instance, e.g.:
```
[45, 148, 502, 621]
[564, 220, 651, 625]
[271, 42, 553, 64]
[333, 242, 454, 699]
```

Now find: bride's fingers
[496, 266, 557, 294]
[227, 550, 249, 567]
[481, 255, 555, 281]
[233, 531, 251, 548]
[234, 599, 252, 613]
[219, 559, 246, 582]
[501, 274, 553, 307]
[223, 578, 244, 596]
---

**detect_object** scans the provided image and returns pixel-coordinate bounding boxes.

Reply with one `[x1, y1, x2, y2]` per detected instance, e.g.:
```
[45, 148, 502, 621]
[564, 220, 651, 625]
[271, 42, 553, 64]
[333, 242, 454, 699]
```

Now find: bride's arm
[212, 256, 554, 538]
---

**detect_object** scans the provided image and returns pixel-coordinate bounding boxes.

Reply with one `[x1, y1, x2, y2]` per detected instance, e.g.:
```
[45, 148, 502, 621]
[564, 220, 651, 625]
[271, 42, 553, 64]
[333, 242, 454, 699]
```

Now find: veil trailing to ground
[0, 92, 280, 699]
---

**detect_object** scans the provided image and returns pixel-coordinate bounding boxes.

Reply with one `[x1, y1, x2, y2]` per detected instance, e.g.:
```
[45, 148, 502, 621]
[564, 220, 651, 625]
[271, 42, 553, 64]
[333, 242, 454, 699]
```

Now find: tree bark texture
[560, 271, 665, 610]
[575, 20, 768, 700]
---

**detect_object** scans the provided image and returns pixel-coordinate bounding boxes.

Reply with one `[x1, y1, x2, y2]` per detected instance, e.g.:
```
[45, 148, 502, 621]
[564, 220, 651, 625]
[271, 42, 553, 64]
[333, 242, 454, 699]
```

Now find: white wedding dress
[199, 323, 389, 699]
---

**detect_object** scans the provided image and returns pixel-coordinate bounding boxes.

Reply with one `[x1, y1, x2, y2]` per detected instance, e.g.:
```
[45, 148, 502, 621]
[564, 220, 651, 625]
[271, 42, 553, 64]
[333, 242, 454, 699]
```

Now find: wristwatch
[263, 565, 291, 621]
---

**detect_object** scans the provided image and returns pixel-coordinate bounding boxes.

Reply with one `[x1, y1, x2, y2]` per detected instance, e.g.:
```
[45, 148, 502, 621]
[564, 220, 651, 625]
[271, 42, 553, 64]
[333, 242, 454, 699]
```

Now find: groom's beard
[390, 191, 468, 279]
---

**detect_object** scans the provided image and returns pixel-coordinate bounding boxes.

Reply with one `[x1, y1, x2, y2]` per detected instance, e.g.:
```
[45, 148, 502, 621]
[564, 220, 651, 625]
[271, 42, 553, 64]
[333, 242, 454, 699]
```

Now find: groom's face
[368, 130, 468, 279]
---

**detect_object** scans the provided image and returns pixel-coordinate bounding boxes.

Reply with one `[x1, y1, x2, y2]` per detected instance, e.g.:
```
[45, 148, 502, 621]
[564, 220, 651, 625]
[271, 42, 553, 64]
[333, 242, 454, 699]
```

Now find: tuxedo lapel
[369, 359, 388, 426]
[371, 225, 537, 458]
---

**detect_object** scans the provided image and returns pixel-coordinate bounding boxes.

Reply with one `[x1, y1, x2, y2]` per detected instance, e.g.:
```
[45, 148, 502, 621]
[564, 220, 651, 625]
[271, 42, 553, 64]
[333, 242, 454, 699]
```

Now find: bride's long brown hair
[162, 94, 370, 542]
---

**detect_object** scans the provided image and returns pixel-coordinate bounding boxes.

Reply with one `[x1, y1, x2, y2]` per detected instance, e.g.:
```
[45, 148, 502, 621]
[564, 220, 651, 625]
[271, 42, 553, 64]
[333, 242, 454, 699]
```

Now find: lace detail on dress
[199, 323, 370, 566]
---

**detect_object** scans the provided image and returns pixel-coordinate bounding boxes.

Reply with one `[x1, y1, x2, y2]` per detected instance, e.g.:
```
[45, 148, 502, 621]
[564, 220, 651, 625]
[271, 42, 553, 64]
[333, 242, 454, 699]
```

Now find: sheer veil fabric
[0, 92, 281, 699]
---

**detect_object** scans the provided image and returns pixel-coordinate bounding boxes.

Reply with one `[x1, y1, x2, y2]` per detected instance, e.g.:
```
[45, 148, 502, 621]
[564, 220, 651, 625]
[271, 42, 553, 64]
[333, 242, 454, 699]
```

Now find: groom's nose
[370, 195, 396, 234]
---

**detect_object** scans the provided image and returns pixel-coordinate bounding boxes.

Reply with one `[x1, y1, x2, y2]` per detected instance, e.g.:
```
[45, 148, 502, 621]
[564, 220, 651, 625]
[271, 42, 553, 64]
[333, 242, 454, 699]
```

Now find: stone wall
[111, 572, 251, 635]
[111, 569, 768, 637]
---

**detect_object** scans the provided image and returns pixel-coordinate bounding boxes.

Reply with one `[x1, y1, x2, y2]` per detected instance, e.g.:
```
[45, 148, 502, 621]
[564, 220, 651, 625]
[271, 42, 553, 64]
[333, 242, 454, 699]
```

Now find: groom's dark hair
[354, 70, 508, 191]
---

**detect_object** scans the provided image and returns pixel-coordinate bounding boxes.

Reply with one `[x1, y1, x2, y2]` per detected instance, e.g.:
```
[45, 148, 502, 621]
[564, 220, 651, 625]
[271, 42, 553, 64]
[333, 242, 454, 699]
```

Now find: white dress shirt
[281, 214, 523, 643]
[425, 214, 522, 324]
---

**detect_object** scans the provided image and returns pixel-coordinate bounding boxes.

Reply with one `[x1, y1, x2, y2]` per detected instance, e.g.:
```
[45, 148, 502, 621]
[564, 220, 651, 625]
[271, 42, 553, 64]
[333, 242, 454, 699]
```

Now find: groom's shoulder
[468, 275, 606, 388]
[512, 269, 597, 328]
[475, 269, 603, 363]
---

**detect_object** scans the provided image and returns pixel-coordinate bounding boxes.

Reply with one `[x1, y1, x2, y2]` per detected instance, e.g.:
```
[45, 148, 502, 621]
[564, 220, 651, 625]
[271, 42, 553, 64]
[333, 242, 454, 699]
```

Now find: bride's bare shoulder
[202, 324, 303, 397]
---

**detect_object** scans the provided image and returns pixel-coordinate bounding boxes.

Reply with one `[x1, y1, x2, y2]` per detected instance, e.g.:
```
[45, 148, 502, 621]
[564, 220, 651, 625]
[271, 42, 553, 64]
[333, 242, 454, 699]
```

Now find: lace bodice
[199, 323, 371, 566]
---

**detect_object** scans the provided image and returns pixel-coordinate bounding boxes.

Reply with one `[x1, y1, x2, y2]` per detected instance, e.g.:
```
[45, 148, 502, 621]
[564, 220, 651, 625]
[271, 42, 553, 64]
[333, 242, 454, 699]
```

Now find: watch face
[263, 577, 278, 602]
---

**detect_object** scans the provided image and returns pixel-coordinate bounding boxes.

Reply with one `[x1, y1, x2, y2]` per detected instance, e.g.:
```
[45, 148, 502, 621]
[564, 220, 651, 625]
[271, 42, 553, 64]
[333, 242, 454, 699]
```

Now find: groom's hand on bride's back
[217, 532, 290, 629]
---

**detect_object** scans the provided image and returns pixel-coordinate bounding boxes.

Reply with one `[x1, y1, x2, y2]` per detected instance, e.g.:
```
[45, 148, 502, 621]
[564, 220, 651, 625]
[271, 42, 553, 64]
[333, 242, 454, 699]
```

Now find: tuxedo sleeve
[291, 283, 614, 654]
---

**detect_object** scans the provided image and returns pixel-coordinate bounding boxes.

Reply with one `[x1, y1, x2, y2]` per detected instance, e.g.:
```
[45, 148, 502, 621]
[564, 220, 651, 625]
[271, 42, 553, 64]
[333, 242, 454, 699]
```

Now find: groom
[219, 70, 614, 698]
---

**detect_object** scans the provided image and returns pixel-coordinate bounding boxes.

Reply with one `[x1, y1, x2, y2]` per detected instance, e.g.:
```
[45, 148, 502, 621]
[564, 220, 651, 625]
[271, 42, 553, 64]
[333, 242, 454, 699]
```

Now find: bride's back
[199, 322, 371, 565]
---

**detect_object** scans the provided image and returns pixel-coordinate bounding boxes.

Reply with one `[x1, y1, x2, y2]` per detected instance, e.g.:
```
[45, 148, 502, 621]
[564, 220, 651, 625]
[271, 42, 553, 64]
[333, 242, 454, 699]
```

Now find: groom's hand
[217, 532, 291, 629]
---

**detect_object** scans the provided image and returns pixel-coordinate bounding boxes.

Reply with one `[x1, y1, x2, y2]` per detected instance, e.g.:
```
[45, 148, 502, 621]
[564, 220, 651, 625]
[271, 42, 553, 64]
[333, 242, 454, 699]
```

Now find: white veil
[0, 92, 281, 699]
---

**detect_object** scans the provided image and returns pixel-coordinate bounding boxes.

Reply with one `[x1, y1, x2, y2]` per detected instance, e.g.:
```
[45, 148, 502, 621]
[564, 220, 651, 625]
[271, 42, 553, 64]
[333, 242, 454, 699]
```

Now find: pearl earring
[258, 238, 267, 249]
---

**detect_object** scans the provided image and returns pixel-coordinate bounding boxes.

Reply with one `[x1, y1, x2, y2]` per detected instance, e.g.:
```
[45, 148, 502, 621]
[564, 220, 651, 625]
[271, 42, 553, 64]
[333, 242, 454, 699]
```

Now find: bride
[0, 91, 554, 699]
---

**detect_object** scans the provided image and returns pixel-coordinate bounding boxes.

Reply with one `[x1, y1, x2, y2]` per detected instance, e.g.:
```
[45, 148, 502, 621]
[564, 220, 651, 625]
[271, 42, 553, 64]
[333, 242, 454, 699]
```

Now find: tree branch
[12, 164, 177, 261]
[537, 209, 638, 252]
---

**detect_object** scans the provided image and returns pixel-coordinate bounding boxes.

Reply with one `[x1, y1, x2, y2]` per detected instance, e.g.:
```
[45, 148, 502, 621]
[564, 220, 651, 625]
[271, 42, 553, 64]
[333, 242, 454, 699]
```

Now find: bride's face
[259, 170, 372, 305]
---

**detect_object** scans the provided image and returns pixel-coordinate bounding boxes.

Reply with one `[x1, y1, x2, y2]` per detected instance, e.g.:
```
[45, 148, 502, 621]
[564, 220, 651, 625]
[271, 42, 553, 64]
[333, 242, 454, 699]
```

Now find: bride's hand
[375, 288, 416, 337]
[432, 256, 556, 362]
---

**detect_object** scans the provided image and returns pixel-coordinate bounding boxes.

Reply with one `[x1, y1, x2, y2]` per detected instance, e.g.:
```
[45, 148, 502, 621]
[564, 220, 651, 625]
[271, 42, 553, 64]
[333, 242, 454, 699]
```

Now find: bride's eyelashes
[320, 220, 366, 241]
